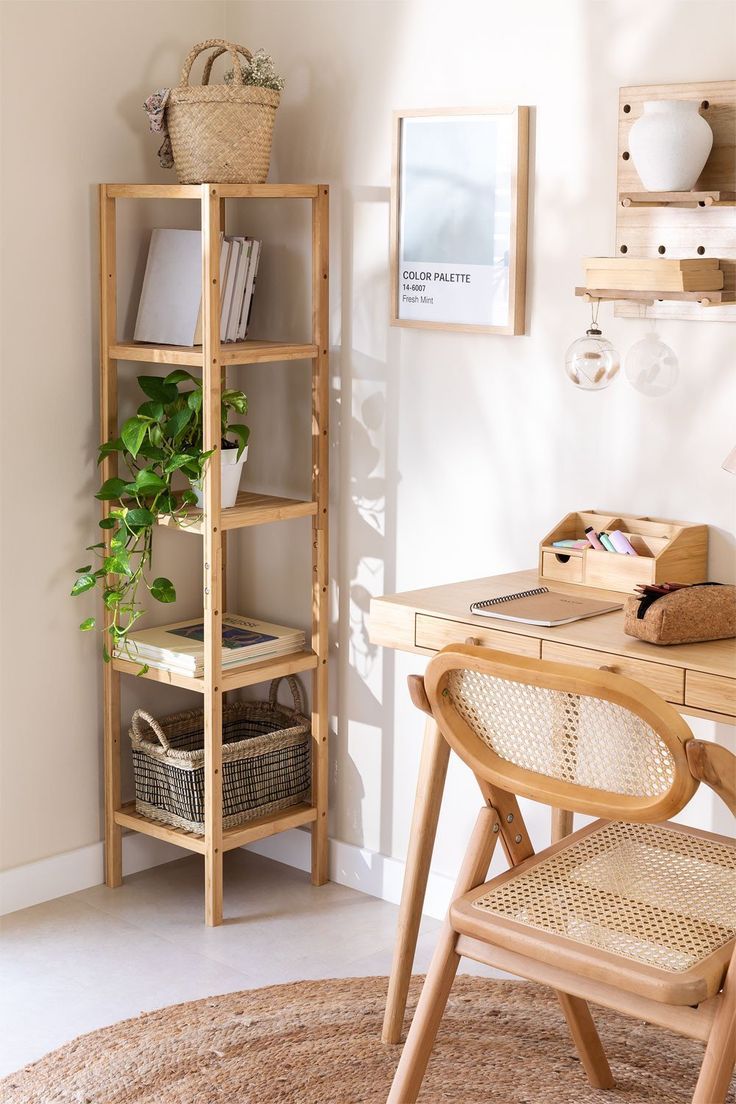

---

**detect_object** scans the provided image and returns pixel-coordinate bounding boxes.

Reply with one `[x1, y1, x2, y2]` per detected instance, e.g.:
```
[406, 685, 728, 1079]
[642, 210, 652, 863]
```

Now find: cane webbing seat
[451, 819, 736, 1007]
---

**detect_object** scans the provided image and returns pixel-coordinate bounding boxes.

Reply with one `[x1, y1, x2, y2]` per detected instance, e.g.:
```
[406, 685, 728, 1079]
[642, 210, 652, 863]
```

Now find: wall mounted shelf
[619, 190, 736, 208]
[575, 287, 725, 307]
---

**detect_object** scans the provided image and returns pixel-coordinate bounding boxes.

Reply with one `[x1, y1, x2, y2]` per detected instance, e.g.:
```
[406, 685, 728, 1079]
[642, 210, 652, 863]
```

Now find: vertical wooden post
[311, 186, 330, 885]
[99, 185, 122, 888]
[202, 185, 224, 926]
[219, 197, 228, 614]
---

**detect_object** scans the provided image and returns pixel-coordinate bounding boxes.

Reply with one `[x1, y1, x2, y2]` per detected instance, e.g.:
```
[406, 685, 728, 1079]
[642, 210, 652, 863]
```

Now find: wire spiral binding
[471, 586, 549, 611]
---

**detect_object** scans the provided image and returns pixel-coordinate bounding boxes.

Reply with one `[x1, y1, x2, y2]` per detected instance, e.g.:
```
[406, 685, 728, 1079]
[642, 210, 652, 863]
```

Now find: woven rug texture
[2, 975, 734, 1103]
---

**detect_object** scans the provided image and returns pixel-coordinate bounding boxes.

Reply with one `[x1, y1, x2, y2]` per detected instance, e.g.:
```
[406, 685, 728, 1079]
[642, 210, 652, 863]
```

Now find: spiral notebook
[469, 586, 622, 627]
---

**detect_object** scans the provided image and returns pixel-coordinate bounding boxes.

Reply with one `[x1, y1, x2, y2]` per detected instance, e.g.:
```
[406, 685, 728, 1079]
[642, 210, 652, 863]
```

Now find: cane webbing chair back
[424, 645, 697, 822]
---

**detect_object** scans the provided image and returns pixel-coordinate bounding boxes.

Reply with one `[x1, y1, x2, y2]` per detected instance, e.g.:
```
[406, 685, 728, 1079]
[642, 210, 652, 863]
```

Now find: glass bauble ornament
[625, 333, 678, 397]
[564, 326, 621, 390]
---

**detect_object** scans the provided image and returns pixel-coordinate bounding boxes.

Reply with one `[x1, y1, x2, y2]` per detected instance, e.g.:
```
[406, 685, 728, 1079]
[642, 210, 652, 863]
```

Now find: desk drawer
[415, 615, 540, 658]
[541, 641, 684, 704]
[685, 671, 736, 718]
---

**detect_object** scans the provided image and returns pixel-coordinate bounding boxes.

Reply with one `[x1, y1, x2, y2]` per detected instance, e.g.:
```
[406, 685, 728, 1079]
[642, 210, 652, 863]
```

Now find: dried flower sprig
[224, 50, 285, 92]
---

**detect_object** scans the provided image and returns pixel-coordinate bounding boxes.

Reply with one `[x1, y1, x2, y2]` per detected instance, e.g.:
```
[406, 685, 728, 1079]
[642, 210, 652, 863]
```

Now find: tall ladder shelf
[99, 183, 329, 925]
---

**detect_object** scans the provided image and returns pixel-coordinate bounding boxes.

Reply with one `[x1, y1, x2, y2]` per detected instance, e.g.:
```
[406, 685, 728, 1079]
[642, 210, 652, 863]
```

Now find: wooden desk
[369, 569, 736, 1044]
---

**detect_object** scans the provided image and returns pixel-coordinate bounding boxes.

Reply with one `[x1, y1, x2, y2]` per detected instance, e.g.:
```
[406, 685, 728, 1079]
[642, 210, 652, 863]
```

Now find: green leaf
[102, 643, 111, 663]
[98, 437, 124, 463]
[76, 564, 92, 573]
[164, 369, 197, 386]
[120, 416, 147, 459]
[134, 468, 167, 495]
[186, 389, 202, 414]
[225, 423, 250, 460]
[95, 477, 128, 501]
[71, 573, 96, 596]
[223, 389, 248, 415]
[136, 664, 150, 676]
[85, 542, 105, 551]
[149, 424, 164, 447]
[163, 407, 193, 442]
[103, 588, 122, 609]
[137, 400, 164, 422]
[79, 617, 96, 631]
[137, 375, 177, 404]
[104, 553, 132, 576]
[150, 576, 176, 603]
[164, 452, 198, 474]
[125, 507, 155, 528]
[180, 490, 198, 506]
[99, 517, 116, 529]
[137, 442, 165, 462]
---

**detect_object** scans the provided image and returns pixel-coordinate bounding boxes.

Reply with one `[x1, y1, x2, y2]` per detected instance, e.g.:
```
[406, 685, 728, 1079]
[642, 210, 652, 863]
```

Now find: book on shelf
[134, 229, 262, 348]
[238, 239, 261, 339]
[583, 256, 723, 292]
[114, 613, 304, 677]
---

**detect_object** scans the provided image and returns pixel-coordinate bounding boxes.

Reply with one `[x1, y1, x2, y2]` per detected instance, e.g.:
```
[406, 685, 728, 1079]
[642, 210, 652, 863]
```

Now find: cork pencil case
[624, 583, 736, 645]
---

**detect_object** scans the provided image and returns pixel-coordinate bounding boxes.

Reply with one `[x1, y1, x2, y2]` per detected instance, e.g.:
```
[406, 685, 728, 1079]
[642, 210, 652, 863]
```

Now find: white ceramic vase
[628, 100, 713, 191]
[193, 446, 248, 510]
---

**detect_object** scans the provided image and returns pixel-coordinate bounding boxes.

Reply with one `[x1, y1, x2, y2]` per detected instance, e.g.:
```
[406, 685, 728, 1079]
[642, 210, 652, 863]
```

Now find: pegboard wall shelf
[616, 80, 736, 321]
[575, 287, 726, 307]
[619, 190, 736, 208]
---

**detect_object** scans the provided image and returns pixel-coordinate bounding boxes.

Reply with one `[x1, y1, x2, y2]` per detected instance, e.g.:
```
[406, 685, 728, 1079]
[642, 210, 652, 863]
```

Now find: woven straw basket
[167, 38, 280, 184]
[129, 676, 310, 833]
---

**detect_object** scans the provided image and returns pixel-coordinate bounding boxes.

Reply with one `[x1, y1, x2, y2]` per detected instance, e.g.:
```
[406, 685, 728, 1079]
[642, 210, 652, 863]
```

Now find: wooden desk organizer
[540, 511, 708, 593]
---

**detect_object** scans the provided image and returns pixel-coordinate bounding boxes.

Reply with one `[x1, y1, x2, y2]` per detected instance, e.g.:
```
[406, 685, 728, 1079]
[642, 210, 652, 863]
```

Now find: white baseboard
[1, 827, 453, 922]
[0, 834, 186, 916]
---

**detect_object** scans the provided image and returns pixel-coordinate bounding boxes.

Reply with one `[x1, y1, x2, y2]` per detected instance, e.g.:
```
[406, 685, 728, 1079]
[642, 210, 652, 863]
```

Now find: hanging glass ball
[564, 327, 621, 390]
[625, 333, 678, 397]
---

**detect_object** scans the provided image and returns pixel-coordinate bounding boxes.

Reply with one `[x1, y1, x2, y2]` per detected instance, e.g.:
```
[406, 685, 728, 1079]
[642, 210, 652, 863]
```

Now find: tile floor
[0, 849, 495, 1076]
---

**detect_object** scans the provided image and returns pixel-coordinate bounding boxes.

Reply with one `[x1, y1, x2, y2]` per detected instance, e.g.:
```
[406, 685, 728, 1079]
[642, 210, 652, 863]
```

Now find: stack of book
[114, 613, 304, 677]
[583, 256, 724, 292]
[134, 229, 262, 347]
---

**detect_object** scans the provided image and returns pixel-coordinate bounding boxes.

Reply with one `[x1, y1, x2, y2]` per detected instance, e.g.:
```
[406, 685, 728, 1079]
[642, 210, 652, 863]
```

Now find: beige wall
[0, 0, 226, 870]
[1, 0, 734, 880]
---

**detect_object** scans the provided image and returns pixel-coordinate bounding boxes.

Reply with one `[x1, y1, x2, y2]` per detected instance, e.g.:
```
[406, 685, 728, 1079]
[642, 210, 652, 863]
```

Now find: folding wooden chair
[388, 645, 736, 1104]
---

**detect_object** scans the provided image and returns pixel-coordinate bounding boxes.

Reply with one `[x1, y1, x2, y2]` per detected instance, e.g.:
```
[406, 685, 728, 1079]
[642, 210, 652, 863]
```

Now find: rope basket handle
[269, 676, 305, 716]
[131, 709, 171, 752]
[201, 42, 254, 87]
[179, 39, 250, 88]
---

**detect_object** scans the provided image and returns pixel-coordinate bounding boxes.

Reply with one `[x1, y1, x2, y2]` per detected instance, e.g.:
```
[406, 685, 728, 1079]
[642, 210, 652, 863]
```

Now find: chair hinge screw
[506, 813, 514, 823]
[514, 833, 523, 844]
[492, 822, 500, 833]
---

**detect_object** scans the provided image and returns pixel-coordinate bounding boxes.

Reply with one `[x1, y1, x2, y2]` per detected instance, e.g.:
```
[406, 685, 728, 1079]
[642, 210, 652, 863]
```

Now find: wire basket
[167, 38, 280, 184]
[129, 677, 310, 833]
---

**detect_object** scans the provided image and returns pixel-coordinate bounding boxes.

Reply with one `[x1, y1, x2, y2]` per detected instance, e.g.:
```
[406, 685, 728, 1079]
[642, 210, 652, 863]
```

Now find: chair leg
[388, 805, 501, 1104]
[557, 993, 615, 1090]
[693, 950, 736, 1104]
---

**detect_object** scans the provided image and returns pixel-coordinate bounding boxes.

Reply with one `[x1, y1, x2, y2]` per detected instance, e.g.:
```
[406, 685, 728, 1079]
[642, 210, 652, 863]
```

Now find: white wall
[1, 0, 734, 894]
[226, 0, 736, 884]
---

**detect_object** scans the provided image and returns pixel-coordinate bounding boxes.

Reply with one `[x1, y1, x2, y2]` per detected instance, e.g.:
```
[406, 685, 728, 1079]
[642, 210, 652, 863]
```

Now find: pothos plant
[71, 370, 249, 667]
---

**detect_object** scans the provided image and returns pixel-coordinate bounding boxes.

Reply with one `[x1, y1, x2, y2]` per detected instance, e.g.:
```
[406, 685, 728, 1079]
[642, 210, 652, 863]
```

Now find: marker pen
[584, 527, 606, 551]
[599, 532, 617, 553]
[553, 539, 590, 549]
[609, 530, 639, 556]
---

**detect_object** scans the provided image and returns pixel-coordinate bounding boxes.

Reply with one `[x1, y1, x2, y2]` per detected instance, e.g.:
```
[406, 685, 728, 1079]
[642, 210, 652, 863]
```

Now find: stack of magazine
[114, 614, 304, 677]
[134, 229, 262, 347]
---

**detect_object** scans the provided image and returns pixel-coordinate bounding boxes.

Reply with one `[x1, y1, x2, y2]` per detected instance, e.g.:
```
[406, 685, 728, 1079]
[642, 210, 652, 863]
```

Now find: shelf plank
[222, 803, 317, 851]
[105, 184, 320, 200]
[575, 286, 725, 305]
[110, 340, 317, 367]
[106, 184, 202, 200]
[115, 803, 207, 853]
[620, 190, 736, 208]
[158, 492, 318, 535]
[112, 649, 319, 694]
[115, 801, 316, 854]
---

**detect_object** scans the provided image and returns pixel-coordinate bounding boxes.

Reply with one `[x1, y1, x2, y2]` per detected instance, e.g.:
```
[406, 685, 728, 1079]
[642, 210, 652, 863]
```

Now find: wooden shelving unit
[99, 182, 329, 925]
[619, 190, 736, 208]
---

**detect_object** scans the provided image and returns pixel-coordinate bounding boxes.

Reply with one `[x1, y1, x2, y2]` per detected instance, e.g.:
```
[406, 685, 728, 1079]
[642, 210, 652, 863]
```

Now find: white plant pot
[193, 446, 248, 510]
[628, 100, 713, 192]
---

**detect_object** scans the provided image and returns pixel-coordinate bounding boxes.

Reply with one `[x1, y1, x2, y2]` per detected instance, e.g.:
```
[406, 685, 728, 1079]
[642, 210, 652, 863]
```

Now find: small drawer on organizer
[541, 551, 584, 584]
[541, 641, 684, 704]
[685, 671, 736, 719]
[415, 615, 541, 658]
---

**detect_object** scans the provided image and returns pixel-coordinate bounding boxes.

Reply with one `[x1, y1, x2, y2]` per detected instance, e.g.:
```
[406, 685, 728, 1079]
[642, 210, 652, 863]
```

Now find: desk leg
[551, 807, 574, 843]
[382, 715, 450, 1045]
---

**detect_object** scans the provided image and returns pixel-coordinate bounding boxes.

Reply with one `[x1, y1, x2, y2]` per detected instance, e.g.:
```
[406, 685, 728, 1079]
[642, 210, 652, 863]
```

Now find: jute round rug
[2, 976, 734, 1104]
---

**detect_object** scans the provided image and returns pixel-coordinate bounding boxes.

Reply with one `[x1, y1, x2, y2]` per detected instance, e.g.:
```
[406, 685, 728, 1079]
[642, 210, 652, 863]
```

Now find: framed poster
[390, 107, 529, 335]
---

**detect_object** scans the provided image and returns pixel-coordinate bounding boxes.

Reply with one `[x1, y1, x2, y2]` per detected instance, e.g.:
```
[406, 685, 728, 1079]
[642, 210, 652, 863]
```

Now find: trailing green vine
[72, 370, 249, 668]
